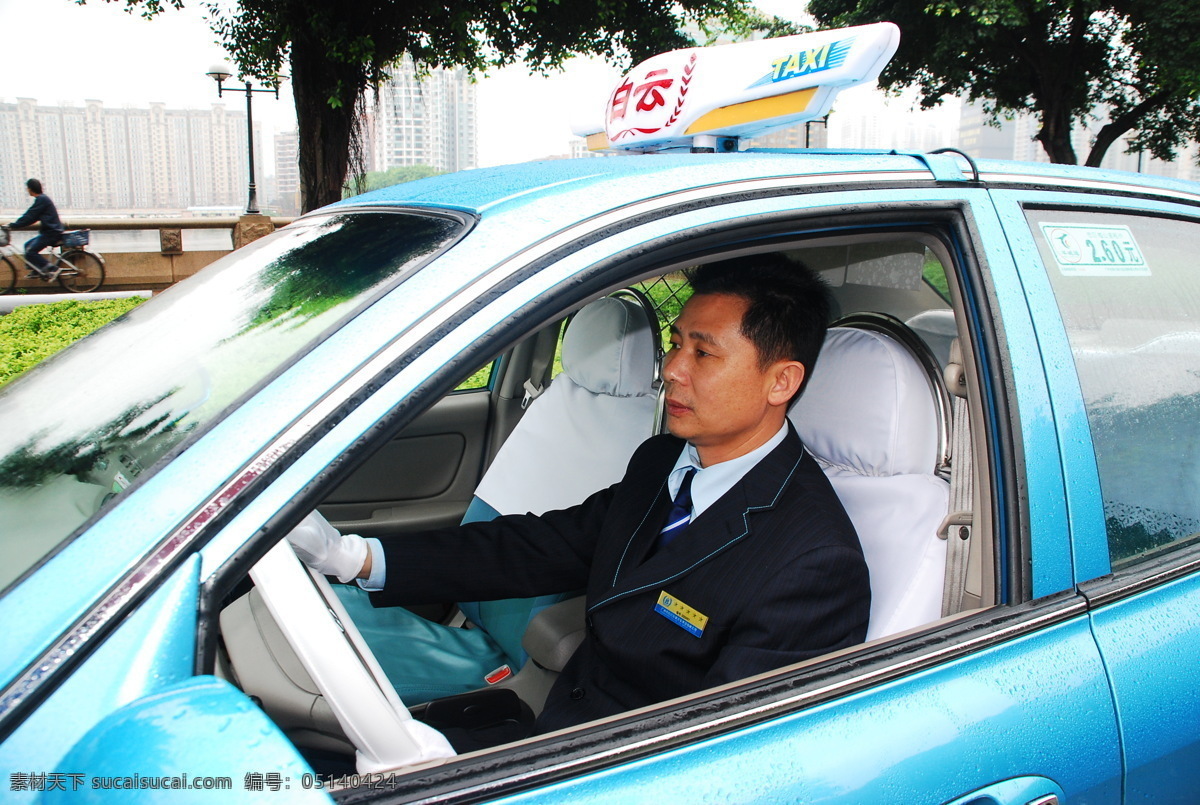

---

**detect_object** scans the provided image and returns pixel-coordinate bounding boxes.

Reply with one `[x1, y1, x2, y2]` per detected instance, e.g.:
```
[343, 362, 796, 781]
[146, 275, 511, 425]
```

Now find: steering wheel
[249, 539, 456, 773]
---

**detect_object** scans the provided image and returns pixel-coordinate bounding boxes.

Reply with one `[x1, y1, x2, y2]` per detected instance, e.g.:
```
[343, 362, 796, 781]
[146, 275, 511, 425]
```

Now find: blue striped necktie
[656, 468, 696, 551]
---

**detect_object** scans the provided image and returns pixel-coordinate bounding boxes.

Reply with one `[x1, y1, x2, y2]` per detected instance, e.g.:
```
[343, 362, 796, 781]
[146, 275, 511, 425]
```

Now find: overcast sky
[0, 1, 952, 169]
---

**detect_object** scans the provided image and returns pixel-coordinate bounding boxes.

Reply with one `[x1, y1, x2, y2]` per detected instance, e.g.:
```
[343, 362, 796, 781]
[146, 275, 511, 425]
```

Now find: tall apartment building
[746, 119, 831, 150]
[368, 57, 477, 174]
[0, 98, 256, 212]
[828, 99, 958, 152]
[958, 100, 1200, 181]
[273, 129, 301, 215]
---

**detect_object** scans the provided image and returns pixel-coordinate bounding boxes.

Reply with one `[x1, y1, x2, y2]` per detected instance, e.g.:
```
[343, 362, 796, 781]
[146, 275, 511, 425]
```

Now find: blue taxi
[1, 22, 1199, 804]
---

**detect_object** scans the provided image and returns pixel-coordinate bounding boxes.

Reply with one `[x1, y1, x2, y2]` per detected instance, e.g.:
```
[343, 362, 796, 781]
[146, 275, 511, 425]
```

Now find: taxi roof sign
[574, 22, 900, 153]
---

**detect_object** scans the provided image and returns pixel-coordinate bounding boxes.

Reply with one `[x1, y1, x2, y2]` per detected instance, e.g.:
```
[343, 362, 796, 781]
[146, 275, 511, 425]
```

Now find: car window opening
[213, 232, 992, 781]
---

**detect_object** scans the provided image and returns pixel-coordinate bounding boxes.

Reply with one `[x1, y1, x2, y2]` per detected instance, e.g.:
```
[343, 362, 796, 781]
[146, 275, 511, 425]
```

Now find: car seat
[789, 315, 951, 640]
[334, 294, 659, 704]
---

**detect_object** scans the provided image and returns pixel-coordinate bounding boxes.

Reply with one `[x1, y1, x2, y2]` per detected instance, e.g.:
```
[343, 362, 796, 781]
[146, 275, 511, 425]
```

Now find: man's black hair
[26, 178, 42, 194]
[689, 253, 832, 395]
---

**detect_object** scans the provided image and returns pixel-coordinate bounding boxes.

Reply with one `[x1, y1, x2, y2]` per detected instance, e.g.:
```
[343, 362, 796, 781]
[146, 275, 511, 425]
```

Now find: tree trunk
[1085, 93, 1167, 168]
[290, 37, 363, 213]
[1031, 5, 1087, 165]
[1036, 104, 1079, 165]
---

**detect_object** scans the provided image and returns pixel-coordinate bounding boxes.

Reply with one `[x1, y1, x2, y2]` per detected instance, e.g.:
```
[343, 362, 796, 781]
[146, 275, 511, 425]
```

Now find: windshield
[0, 209, 464, 591]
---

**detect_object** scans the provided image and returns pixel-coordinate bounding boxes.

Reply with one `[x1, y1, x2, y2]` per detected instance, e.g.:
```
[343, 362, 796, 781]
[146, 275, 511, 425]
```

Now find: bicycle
[0, 225, 106, 294]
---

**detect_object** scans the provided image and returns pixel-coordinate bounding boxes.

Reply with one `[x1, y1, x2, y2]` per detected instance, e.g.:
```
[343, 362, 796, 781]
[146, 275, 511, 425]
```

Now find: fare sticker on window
[1040, 223, 1150, 276]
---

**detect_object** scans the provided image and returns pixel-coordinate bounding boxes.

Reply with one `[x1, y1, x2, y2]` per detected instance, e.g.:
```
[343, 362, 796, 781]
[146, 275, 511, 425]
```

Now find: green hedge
[0, 297, 146, 387]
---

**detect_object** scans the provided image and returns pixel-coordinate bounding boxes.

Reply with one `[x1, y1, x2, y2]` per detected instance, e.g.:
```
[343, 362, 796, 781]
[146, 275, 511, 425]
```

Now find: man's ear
[767, 361, 805, 407]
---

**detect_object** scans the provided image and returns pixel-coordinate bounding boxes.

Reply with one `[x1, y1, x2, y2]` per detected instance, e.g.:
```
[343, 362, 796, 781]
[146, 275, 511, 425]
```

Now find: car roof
[327, 150, 1200, 218]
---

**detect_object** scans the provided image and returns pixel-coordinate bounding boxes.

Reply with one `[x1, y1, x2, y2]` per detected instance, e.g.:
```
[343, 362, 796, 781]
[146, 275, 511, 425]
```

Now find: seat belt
[938, 338, 974, 617]
[522, 322, 560, 409]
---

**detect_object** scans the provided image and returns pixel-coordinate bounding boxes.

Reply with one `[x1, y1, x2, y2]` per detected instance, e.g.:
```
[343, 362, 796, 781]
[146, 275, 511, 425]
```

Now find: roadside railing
[3, 215, 293, 294]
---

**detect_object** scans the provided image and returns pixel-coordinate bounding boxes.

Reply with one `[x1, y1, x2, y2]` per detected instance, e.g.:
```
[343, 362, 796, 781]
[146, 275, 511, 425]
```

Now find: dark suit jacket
[12, 194, 63, 236]
[374, 424, 870, 733]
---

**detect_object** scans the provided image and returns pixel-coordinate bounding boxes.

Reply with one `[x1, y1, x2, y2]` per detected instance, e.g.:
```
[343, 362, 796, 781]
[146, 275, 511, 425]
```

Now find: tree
[343, 166, 444, 199]
[807, 0, 1200, 166]
[94, 0, 773, 212]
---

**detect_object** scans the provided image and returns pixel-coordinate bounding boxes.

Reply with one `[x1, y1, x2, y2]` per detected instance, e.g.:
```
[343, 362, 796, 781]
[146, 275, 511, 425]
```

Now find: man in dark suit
[290, 254, 870, 735]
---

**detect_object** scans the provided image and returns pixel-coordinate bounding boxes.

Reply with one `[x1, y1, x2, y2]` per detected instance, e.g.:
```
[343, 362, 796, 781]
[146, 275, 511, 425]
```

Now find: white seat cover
[790, 326, 949, 640]
[473, 296, 658, 516]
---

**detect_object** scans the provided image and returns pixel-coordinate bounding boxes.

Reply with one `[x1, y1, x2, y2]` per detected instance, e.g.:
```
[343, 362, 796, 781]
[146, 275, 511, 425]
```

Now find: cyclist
[9, 178, 64, 279]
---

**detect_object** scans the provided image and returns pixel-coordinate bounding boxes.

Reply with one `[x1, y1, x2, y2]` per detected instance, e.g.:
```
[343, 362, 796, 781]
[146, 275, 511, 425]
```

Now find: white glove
[285, 511, 368, 584]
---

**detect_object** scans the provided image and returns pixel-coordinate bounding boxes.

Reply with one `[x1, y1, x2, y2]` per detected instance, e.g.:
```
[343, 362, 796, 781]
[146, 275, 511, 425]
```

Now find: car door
[995, 189, 1200, 802]
[458, 184, 1121, 804]
[194, 173, 1124, 803]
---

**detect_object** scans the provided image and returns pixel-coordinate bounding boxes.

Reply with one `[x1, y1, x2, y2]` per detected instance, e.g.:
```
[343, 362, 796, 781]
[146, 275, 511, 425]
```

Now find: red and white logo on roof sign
[608, 51, 697, 142]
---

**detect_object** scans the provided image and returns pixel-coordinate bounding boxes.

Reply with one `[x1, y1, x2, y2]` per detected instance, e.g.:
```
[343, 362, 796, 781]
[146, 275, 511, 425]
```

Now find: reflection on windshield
[0, 210, 463, 592]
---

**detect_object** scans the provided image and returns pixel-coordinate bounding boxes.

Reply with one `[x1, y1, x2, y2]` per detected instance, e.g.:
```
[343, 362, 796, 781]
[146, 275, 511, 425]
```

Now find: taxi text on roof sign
[573, 22, 900, 153]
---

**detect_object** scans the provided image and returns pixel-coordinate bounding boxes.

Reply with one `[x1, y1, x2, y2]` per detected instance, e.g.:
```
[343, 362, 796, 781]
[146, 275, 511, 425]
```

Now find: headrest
[790, 327, 938, 477]
[562, 296, 656, 397]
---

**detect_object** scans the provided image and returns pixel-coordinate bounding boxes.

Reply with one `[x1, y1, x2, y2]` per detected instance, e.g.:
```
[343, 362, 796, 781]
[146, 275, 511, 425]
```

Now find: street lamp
[206, 62, 279, 215]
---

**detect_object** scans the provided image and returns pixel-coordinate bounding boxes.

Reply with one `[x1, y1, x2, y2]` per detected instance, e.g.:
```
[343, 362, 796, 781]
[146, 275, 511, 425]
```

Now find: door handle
[945, 776, 1065, 805]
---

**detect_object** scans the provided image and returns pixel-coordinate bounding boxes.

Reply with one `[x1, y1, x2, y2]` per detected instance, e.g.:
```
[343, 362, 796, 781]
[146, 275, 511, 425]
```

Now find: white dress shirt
[665, 420, 789, 519]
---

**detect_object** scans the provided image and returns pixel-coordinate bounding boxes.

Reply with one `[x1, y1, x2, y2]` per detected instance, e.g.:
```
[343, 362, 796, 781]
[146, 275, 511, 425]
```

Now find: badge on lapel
[655, 590, 709, 638]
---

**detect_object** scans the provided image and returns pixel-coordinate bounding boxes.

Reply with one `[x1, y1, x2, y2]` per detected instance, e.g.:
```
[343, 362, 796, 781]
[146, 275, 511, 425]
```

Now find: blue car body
[1, 150, 1198, 803]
